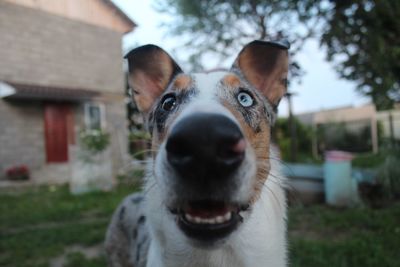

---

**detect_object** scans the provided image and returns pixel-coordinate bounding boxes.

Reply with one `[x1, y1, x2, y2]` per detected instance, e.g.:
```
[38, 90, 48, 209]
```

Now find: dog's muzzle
[165, 113, 248, 243]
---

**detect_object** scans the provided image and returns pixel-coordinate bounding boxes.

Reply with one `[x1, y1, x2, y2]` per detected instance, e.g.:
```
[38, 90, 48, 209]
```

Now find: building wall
[74, 96, 129, 176]
[0, 2, 130, 183]
[104, 97, 129, 174]
[0, 98, 128, 182]
[0, 100, 45, 180]
[313, 104, 376, 125]
[4, 0, 133, 33]
[377, 110, 400, 140]
[0, 1, 125, 94]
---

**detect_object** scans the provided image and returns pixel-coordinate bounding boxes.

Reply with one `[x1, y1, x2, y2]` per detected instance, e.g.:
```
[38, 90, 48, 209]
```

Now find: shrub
[377, 155, 400, 199]
[5, 165, 30, 181]
[273, 117, 314, 162]
[79, 130, 110, 154]
[129, 130, 150, 160]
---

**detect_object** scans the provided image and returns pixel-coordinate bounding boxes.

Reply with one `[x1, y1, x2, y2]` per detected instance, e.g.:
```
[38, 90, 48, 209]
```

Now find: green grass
[0, 184, 139, 267]
[288, 203, 400, 267]
[0, 183, 399, 267]
[64, 252, 107, 267]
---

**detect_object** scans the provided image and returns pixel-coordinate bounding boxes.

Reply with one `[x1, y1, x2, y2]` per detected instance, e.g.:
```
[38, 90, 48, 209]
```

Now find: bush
[317, 122, 372, 153]
[5, 165, 30, 181]
[79, 130, 110, 154]
[273, 117, 314, 162]
[377, 155, 400, 199]
[129, 130, 150, 160]
[352, 152, 388, 168]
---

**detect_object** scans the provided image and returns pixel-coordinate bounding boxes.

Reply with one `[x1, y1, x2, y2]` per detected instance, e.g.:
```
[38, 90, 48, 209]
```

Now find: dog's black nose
[166, 113, 245, 179]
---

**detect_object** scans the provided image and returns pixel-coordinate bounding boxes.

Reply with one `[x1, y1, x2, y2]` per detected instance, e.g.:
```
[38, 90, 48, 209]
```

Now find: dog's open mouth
[170, 201, 249, 243]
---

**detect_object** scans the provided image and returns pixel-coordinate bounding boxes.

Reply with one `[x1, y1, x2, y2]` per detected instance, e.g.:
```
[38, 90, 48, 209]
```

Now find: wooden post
[285, 92, 297, 162]
[371, 115, 378, 153]
[389, 112, 395, 145]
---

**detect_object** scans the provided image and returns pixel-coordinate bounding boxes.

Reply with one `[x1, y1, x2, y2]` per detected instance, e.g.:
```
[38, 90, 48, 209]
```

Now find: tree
[274, 117, 314, 162]
[155, 0, 323, 80]
[156, 0, 400, 109]
[315, 0, 400, 110]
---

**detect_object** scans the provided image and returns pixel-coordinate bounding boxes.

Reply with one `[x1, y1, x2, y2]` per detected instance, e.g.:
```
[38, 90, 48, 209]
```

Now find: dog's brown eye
[237, 92, 254, 107]
[161, 94, 177, 111]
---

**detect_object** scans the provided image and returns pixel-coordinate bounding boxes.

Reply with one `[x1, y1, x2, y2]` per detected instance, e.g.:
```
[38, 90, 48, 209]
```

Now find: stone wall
[0, 2, 130, 184]
[0, 100, 45, 180]
[0, 98, 129, 183]
[0, 1, 125, 93]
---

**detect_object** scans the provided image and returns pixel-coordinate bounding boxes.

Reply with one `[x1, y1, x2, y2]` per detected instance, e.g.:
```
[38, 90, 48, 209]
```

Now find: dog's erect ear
[232, 40, 289, 107]
[125, 45, 182, 113]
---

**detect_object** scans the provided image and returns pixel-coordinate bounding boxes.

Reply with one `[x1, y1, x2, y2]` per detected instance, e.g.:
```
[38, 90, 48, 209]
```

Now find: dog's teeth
[224, 212, 232, 221]
[194, 217, 202, 224]
[185, 214, 194, 222]
[216, 216, 224, 223]
[184, 212, 233, 224]
[208, 218, 217, 224]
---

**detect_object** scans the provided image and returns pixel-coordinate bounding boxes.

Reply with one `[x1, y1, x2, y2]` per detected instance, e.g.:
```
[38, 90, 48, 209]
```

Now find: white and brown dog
[105, 40, 289, 267]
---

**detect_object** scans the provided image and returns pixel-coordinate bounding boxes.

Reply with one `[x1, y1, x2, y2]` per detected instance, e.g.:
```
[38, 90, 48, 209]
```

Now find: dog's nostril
[232, 139, 246, 154]
[166, 136, 194, 164]
[217, 138, 246, 166]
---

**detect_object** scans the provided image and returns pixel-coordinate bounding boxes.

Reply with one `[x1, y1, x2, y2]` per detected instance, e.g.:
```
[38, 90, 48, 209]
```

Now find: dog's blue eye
[237, 92, 253, 107]
[161, 95, 176, 111]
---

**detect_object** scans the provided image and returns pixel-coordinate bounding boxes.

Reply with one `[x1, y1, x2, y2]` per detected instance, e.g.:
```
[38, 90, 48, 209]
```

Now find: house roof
[102, 0, 137, 31]
[4, 0, 136, 33]
[3, 82, 100, 102]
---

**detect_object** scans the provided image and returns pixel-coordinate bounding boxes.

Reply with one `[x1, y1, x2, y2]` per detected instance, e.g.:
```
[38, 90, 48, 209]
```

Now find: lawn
[1, 184, 399, 267]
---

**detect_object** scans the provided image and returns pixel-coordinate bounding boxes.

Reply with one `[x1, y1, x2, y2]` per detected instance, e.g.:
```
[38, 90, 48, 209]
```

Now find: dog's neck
[145, 166, 287, 267]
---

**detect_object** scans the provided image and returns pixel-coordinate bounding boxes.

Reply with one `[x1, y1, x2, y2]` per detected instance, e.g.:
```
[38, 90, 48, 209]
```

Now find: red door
[44, 104, 70, 163]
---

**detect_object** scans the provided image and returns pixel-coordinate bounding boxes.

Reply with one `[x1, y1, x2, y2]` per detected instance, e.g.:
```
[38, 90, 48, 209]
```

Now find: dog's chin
[168, 200, 250, 247]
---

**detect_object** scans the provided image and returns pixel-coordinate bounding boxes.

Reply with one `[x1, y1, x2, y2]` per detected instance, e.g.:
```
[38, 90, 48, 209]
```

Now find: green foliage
[288, 203, 400, 267]
[317, 122, 373, 153]
[0, 184, 138, 230]
[274, 117, 314, 162]
[79, 129, 110, 154]
[1, 183, 399, 267]
[129, 130, 151, 159]
[352, 151, 388, 168]
[0, 184, 140, 267]
[117, 168, 145, 186]
[157, 0, 400, 108]
[377, 155, 400, 199]
[64, 252, 107, 267]
[316, 0, 400, 110]
[129, 130, 151, 142]
[155, 0, 312, 77]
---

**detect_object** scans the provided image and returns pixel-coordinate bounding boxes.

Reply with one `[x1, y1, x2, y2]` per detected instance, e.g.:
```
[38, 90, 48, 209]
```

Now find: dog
[105, 40, 289, 267]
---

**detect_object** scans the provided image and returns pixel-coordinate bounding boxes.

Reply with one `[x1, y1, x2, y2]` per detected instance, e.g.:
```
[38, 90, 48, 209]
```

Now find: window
[84, 103, 105, 130]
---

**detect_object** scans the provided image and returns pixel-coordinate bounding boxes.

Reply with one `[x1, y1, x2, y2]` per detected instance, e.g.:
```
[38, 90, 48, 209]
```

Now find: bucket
[324, 151, 359, 206]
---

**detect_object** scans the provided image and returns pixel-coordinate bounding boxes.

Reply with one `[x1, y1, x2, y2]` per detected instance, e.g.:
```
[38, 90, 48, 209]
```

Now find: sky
[112, 0, 370, 117]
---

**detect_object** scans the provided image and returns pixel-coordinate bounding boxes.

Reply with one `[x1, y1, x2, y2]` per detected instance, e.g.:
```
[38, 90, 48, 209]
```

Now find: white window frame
[84, 102, 106, 130]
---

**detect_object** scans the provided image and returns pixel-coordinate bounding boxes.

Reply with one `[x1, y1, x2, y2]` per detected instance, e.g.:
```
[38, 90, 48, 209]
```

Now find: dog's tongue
[185, 201, 231, 218]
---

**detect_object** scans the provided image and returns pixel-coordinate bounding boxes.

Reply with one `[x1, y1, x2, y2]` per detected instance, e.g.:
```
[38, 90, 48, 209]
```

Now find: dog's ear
[232, 40, 289, 107]
[125, 45, 182, 113]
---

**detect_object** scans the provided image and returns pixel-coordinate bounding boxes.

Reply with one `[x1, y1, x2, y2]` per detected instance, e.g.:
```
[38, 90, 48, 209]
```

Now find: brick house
[0, 0, 136, 183]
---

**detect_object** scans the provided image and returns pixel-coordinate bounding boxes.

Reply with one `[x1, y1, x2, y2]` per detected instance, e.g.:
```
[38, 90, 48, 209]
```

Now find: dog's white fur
[144, 72, 287, 267]
[105, 41, 289, 267]
[146, 152, 286, 267]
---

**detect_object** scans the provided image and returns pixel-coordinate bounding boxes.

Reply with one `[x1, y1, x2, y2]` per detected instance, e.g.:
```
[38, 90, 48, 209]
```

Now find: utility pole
[389, 112, 395, 146]
[285, 92, 297, 162]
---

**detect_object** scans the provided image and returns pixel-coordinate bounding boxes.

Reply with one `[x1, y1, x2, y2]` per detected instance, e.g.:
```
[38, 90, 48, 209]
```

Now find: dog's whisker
[143, 181, 157, 196]
[106, 41, 290, 266]
[260, 182, 284, 215]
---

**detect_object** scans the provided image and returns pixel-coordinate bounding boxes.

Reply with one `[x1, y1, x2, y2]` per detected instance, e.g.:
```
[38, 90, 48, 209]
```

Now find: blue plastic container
[324, 151, 359, 206]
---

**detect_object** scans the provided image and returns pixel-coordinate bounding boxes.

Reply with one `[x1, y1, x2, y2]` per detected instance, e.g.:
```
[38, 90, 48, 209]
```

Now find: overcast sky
[112, 0, 370, 117]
